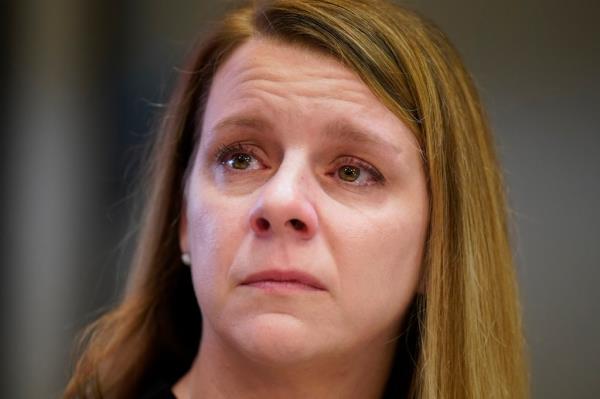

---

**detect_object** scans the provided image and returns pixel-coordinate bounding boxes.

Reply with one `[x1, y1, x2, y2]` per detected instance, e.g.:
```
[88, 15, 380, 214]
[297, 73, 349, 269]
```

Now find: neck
[172, 328, 398, 399]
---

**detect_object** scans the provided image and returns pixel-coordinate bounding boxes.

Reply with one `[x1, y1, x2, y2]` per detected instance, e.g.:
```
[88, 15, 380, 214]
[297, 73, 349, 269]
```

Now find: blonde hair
[64, 1, 528, 398]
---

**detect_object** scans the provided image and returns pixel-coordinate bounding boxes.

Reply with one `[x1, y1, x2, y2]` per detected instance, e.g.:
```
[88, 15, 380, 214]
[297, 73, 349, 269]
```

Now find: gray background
[2, 0, 599, 397]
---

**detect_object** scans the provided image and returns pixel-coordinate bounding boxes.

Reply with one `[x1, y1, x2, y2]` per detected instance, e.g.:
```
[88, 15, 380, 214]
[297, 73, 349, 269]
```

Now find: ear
[179, 198, 189, 254]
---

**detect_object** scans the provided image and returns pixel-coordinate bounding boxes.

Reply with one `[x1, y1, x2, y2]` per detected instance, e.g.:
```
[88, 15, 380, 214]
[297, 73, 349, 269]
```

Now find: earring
[181, 252, 191, 266]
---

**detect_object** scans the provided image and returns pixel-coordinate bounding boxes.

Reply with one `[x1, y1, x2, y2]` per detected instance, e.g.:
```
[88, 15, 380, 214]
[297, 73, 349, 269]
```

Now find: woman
[64, 0, 528, 398]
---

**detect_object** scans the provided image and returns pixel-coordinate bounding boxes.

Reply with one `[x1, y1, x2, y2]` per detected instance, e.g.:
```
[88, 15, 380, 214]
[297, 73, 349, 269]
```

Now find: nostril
[289, 218, 306, 231]
[256, 217, 270, 231]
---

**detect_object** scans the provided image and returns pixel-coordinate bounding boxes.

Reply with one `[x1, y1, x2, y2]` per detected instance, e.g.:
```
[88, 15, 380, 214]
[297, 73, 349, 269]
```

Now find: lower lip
[242, 280, 324, 292]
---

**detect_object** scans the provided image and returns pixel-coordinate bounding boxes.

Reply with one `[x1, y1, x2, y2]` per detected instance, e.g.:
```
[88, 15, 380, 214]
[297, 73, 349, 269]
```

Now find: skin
[176, 38, 429, 399]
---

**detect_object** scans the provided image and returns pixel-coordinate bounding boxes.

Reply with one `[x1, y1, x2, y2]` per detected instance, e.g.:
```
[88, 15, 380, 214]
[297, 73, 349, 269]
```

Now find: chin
[226, 312, 326, 366]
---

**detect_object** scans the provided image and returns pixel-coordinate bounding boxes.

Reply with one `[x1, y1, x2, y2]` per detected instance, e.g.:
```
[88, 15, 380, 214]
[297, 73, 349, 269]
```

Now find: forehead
[207, 38, 385, 113]
[202, 38, 417, 152]
[214, 38, 361, 88]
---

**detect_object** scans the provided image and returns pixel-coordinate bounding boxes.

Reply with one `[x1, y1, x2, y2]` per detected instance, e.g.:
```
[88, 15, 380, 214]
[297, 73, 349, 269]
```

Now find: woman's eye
[338, 165, 360, 182]
[226, 153, 253, 170]
[334, 158, 385, 187]
[215, 143, 263, 171]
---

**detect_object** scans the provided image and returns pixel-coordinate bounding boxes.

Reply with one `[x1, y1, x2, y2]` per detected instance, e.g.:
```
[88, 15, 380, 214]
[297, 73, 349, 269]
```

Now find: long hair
[64, 1, 528, 397]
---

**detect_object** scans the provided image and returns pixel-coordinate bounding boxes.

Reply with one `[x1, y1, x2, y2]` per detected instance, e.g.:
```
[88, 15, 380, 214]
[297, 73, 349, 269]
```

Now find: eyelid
[214, 142, 264, 166]
[332, 156, 385, 187]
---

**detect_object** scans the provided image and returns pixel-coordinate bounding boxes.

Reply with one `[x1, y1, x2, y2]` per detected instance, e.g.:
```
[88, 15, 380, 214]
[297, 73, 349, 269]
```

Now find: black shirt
[140, 381, 177, 399]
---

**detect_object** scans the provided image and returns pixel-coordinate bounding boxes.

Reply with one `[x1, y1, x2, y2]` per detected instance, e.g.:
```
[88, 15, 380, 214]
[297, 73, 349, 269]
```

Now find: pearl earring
[181, 252, 191, 266]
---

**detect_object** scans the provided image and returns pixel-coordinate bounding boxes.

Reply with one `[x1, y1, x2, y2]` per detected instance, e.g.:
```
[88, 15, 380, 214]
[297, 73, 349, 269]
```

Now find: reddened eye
[338, 165, 361, 182]
[331, 157, 385, 187]
[215, 143, 264, 171]
[227, 153, 253, 170]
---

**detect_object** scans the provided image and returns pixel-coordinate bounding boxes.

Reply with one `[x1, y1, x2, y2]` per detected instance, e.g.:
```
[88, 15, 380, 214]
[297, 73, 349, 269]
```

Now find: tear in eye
[331, 157, 385, 188]
[338, 165, 360, 182]
[227, 153, 253, 170]
[215, 143, 263, 172]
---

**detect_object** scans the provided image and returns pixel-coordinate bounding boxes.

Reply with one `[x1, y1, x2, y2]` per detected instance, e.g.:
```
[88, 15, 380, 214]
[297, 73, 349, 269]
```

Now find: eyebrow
[208, 115, 401, 154]
[321, 119, 402, 154]
[209, 116, 272, 135]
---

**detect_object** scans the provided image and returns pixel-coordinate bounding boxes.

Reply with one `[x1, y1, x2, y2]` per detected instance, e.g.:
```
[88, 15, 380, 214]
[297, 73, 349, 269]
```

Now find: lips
[240, 269, 326, 291]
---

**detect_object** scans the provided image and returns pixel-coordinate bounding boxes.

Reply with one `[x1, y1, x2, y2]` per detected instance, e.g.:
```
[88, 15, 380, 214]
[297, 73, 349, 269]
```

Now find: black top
[139, 379, 405, 399]
[140, 380, 177, 399]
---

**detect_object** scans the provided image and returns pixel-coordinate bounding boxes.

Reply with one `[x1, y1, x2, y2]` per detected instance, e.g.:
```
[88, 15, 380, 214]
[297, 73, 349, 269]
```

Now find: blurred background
[2, 0, 599, 398]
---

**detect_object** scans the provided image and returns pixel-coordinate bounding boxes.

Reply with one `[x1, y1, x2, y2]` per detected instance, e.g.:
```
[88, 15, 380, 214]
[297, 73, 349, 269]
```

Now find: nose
[248, 158, 319, 240]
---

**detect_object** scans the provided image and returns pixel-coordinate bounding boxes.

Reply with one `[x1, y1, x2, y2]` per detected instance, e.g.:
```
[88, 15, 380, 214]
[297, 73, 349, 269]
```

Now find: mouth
[240, 269, 327, 292]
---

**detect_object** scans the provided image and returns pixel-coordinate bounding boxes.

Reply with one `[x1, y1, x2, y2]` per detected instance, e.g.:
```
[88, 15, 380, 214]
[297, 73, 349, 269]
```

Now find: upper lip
[241, 269, 327, 290]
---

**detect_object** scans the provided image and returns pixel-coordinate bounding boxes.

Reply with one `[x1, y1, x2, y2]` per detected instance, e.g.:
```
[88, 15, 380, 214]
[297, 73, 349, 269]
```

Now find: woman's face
[180, 38, 429, 364]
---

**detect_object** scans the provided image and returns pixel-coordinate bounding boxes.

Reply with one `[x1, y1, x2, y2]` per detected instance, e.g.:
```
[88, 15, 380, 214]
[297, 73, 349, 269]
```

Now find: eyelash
[334, 156, 385, 185]
[215, 142, 261, 167]
[214, 143, 385, 187]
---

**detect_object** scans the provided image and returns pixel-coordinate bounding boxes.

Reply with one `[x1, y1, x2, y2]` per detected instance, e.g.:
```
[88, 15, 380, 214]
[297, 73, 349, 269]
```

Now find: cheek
[186, 188, 248, 308]
[331, 204, 428, 332]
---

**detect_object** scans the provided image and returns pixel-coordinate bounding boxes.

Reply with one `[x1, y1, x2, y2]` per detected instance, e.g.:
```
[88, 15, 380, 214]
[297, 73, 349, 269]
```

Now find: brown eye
[330, 157, 385, 188]
[338, 165, 360, 182]
[228, 153, 253, 170]
[215, 143, 265, 173]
